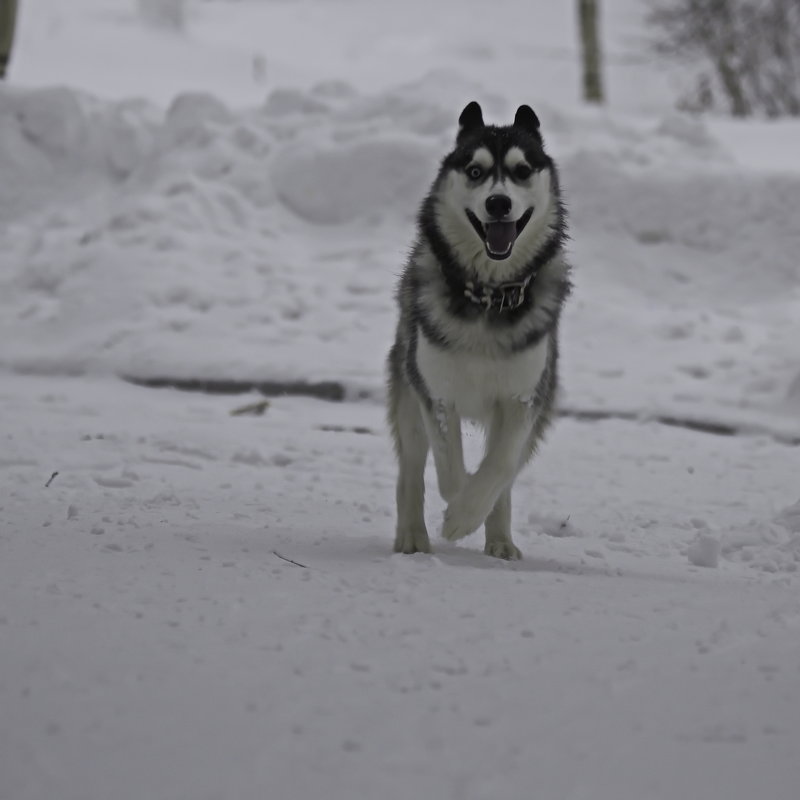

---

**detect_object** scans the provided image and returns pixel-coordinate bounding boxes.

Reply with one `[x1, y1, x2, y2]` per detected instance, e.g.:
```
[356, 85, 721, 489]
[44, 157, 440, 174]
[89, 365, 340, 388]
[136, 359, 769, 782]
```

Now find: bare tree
[578, 0, 605, 103]
[0, 0, 18, 79]
[649, 0, 800, 117]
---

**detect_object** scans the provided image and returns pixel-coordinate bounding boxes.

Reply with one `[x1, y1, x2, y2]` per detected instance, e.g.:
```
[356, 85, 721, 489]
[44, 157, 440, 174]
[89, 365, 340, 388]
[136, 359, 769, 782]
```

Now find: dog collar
[462, 274, 533, 312]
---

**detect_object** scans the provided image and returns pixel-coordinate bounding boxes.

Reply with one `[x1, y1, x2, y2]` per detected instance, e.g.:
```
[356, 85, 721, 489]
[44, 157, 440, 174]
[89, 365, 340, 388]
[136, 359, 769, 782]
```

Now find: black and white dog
[387, 101, 572, 559]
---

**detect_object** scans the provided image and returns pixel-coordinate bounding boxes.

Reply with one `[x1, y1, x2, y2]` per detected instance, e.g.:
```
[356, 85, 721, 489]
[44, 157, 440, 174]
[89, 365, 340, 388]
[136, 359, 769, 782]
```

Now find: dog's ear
[457, 101, 484, 139]
[514, 105, 540, 134]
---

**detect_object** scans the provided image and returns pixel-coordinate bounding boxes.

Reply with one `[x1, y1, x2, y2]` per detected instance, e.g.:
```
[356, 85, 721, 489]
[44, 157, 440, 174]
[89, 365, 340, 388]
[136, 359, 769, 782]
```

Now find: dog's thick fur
[386, 101, 572, 559]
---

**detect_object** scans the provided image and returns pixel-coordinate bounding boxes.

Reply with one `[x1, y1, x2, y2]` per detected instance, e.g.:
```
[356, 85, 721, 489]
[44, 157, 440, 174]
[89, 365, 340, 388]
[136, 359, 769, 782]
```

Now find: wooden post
[578, 0, 604, 104]
[0, 0, 18, 79]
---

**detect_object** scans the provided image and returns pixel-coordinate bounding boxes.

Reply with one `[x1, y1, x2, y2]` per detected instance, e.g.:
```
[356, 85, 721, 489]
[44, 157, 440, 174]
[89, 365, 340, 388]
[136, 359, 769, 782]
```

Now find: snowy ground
[2, 375, 800, 800]
[2, 1, 800, 798]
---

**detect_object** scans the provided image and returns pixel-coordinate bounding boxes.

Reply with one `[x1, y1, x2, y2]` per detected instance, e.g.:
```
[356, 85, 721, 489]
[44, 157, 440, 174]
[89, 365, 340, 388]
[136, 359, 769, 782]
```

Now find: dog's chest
[416, 334, 549, 420]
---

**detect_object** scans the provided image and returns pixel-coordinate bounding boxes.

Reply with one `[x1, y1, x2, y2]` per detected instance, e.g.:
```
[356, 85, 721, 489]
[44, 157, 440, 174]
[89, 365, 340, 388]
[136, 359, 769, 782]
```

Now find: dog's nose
[485, 194, 512, 219]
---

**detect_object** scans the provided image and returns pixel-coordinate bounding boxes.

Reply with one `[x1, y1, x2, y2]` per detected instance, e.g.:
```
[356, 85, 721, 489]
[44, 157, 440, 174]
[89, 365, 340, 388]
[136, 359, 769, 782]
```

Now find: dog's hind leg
[421, 402, 467, 503]
[442, 401, 533, 543]
[484, 488, 522, 560]
[391, 384, 432, 554]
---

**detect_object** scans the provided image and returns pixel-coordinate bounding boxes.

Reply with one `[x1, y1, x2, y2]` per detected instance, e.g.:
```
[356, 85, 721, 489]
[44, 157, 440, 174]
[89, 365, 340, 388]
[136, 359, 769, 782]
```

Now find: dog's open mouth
[466, 208, 534, 260]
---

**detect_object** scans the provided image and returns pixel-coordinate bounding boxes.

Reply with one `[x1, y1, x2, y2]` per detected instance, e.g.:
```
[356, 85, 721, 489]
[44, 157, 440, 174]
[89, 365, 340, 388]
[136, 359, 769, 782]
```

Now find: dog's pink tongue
[485, 221, 517, 254]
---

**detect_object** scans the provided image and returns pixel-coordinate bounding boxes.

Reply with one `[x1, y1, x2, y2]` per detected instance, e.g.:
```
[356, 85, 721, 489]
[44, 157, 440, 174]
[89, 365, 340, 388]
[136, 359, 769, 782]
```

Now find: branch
[272, 550, 308, 569]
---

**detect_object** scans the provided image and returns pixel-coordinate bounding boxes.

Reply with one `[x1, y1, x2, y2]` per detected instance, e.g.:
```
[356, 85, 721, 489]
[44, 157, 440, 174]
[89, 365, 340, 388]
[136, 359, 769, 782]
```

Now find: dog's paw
[393, 527, 432, 555]
[484, 540, 522, 561]
[441, 497, 486, 542]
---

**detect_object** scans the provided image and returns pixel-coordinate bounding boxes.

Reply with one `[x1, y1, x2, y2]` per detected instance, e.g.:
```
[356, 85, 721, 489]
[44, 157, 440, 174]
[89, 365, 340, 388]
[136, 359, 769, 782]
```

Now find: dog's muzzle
[466, 208, 534, 260]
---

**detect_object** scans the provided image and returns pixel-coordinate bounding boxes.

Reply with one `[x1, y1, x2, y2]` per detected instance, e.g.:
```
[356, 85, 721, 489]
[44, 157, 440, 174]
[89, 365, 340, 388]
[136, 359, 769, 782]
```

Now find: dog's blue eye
[514, 164, 533, 180]
[466, 165, 483, 180]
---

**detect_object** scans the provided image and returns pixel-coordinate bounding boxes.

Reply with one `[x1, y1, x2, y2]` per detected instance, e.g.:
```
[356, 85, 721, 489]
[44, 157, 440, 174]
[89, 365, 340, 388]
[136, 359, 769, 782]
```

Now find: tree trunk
[716, 52, 750, 116]
[0, 0, 18, 79]
[578, 0, 604, 104]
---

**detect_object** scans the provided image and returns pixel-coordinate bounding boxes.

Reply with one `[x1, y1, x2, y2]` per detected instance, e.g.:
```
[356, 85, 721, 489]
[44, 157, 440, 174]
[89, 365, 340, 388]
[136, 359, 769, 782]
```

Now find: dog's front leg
[442, 400, 534, 543]
[393, 385, 432, 554]
[422, 401, 467, 503]
[484, 488, 521, 560]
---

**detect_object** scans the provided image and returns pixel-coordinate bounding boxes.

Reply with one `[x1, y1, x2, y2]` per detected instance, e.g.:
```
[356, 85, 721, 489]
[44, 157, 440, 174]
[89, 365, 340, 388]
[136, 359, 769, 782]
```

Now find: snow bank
[273, 137, 433, 225]
[723, 500, 800, 574]
[0, 80, 443, 382]
[0, 86, 158, 220]
[688, 533, 721, 568]
[1, 77, 800, 435]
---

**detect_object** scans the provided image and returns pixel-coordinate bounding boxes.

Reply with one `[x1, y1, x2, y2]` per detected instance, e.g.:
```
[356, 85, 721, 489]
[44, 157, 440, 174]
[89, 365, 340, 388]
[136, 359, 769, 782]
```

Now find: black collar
[462, 274, 533, 312]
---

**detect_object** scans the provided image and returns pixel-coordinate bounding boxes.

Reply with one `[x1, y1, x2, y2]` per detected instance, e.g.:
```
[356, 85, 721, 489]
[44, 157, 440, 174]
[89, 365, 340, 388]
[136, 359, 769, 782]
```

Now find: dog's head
[429, 101, 557, 277]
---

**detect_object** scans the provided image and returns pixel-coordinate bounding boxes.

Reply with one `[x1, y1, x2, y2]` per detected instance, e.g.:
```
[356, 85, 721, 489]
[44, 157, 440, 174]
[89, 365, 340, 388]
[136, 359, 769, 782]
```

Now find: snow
[2, 79, 799, 433]
[687, 530, 722, 569]
[2, 375, 800, 800]
[1, 1, 800, 799]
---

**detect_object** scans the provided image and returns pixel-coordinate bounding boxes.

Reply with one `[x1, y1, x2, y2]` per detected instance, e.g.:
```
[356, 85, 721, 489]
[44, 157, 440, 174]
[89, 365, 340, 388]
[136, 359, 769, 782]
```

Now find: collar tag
[464, 275, 532, 312]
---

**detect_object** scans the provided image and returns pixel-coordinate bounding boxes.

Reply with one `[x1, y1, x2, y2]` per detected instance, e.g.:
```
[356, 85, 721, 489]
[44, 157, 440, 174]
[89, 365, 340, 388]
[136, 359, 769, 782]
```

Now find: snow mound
[0, 87, 158, 219]
[162, 91, 234, 143]
[1, 79, 800, 436]
[273, 138, 433, 224]
[532, 514, 583, 538]
[723, 500, 800, 574]
[655, 112, 720, 153]
[687, 534, 721, 569]
[0, 80, 444, 383]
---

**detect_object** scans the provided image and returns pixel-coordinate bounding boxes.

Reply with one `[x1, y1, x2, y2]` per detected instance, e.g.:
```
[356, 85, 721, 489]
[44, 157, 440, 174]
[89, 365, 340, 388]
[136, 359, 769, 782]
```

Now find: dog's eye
[466, 164, 484, 181]
[514, 164, 533, 180]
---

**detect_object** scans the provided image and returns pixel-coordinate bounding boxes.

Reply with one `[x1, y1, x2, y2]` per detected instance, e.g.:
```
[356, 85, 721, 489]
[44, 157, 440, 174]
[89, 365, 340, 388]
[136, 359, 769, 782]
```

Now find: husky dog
[386, 101, 571, 560]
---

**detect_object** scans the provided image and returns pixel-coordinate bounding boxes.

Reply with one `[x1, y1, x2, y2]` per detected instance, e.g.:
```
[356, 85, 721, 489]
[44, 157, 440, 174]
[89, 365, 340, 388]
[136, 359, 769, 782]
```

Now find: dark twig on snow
[272, 550, 308, 569]
[44, 471, 59, 488]
[230, 399, 271, 417]
[316, 424, 376, 435]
